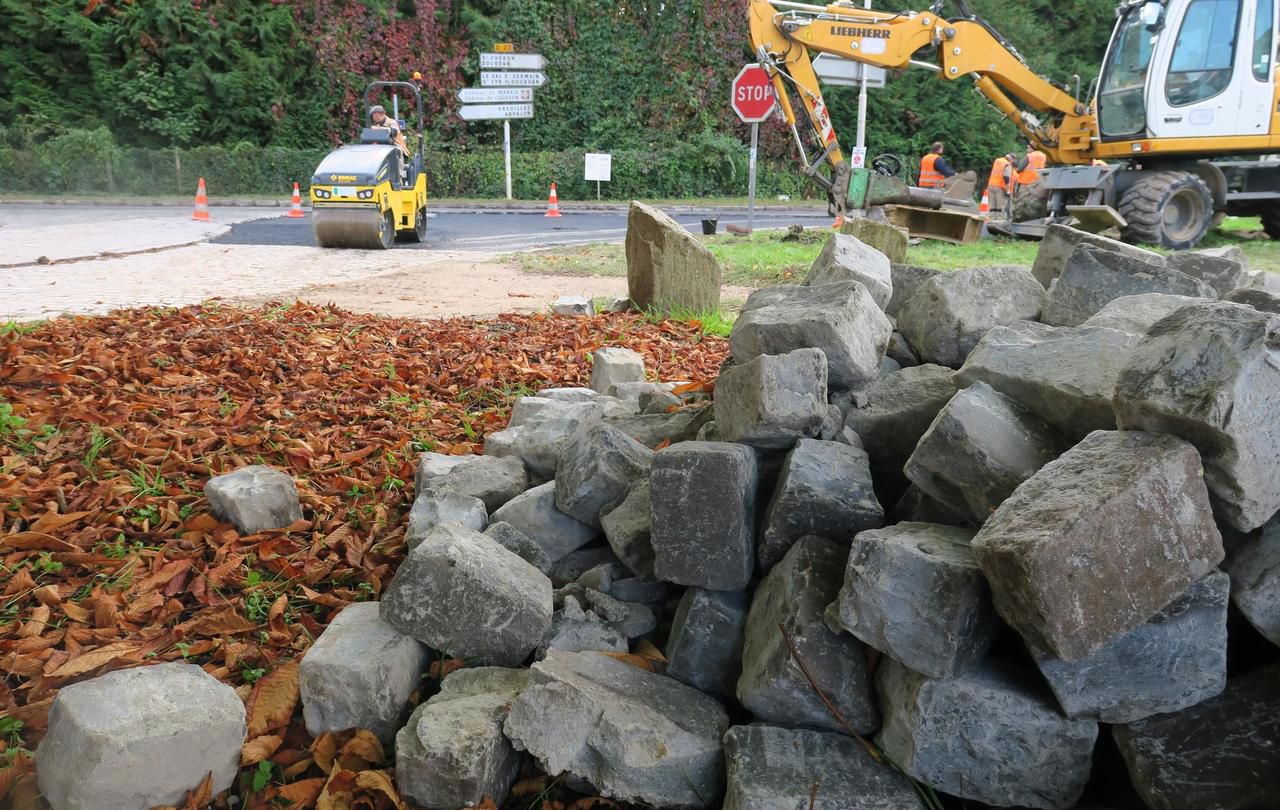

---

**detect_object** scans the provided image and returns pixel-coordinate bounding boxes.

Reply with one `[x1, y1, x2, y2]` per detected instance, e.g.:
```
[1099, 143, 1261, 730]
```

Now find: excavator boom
[748, 0, 1097, 214]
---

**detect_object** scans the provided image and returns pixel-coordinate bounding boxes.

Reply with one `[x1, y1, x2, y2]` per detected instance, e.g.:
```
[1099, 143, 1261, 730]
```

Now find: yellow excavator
[749, 0, 1280, 248]
[309, 81, 428, 249]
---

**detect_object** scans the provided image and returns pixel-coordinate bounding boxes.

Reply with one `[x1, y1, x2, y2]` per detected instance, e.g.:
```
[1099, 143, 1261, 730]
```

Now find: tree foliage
[0, 0, 1122, 177]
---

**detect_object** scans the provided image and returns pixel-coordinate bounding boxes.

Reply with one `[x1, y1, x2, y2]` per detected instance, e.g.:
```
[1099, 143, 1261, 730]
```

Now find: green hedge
[0, 130, 816, 201]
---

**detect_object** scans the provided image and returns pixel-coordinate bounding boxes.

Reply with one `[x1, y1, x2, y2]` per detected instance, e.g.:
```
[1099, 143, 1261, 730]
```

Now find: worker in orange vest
[918, 141, 957, 188]
[1016, 142, 1048, 185]
[986, 152, 1017, 215]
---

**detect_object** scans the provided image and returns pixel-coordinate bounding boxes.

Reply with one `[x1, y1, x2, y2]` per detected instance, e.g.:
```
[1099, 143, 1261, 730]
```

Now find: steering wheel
[871, 154, 903, 177]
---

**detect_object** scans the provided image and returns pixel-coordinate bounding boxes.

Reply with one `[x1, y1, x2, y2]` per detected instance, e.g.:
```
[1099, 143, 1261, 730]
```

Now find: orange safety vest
[919, 153, 945, 188]
[1018, 151, 1047, 185]
[987, 156, 1013, 192]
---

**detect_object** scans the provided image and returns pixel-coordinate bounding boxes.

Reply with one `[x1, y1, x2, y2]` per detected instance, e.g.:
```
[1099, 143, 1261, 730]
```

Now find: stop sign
[731, 64, 776, 123]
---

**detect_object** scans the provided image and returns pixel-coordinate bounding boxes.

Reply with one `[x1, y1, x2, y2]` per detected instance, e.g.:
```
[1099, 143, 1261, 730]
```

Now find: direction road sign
[457, 87, 534, 104]
[480, 53, 546, 70]
[480, 71, 547, 87]
[457, 103, 534, 121]
[812, 54, 887, 88]
[730, 64, 776, 123]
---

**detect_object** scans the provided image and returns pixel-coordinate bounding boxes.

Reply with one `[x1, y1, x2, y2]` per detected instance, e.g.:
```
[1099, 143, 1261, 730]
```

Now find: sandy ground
[1, 239, 755, 322]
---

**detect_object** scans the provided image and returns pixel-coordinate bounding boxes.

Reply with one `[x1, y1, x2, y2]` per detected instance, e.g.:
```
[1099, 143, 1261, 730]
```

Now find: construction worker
[1016, 142, 1048, 185]
[918, 141, 957, 188]
[987, 152, 1017, 215]
[370, 104, 410, 185]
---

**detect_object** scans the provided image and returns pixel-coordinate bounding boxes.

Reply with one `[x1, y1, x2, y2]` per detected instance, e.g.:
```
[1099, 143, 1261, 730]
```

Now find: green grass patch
[508, 216, 1280, 287]
[646, 305, 736, 337]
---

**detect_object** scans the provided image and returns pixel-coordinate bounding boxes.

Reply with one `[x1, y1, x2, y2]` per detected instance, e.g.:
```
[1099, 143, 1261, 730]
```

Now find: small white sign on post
[584, 153, 612, 199]
[850, 146, 868, 169]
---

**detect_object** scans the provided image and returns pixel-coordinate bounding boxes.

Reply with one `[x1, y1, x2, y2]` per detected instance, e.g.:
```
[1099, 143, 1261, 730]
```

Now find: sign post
[458, 48, 546, 201]
[730, 64, 777, 234]
[584, 153, 612, 199]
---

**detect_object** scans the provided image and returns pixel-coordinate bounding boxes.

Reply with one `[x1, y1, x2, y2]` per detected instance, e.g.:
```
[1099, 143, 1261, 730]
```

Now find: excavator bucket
[883, 204, 985, 245]
[1066, 204, 1127, 234]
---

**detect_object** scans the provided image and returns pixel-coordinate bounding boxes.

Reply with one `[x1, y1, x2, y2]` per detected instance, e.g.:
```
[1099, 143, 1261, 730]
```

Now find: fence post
[174, 148, 182, 195]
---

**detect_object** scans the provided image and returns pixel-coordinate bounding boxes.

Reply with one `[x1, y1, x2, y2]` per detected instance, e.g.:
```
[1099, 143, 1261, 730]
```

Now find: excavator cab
[309, 81, 429, 249]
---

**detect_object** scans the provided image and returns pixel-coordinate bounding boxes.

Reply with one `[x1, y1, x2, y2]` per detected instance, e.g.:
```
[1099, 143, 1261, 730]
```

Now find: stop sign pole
[731, 64, 777, 233]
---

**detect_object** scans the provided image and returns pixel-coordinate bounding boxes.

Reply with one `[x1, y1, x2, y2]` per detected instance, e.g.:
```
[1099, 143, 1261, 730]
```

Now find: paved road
[212, 208, 833, 252]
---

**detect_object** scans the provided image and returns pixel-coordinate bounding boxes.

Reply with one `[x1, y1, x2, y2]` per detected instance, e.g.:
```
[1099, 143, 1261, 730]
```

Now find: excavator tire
[1259, 205, 1280, 240]
[1118, 170, 1213, 249]
[1011, 176, 1050, 222]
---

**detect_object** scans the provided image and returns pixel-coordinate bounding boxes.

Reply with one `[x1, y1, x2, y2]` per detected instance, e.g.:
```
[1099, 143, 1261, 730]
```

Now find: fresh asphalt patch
[211, 209, 833, 252]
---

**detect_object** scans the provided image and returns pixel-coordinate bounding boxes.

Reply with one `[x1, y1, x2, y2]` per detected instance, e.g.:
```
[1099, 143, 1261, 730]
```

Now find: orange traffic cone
[979, 189, 991, 217]
[285, 182, 305, 218]
[832, 214, 845, 229]
[545, 183, 562, 218]
[192, 177, 210, 222]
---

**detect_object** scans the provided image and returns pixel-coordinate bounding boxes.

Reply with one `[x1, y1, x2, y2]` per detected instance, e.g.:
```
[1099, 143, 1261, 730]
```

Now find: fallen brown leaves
[0, 302, 726, 806]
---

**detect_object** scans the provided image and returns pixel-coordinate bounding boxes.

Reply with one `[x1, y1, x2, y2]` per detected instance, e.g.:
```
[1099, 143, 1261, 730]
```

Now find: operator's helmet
[370, 105, 386, 118]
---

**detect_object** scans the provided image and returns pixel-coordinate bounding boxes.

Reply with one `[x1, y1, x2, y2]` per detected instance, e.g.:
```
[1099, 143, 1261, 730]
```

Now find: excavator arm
[748, 0, 1097, 214]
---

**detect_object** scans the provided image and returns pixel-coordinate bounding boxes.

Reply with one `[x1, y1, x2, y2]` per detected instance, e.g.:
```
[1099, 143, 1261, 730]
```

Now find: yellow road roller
[309, 81, 428, 249]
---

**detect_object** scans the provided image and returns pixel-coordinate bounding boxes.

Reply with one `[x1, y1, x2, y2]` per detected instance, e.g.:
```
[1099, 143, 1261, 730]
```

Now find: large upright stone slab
[1114, 301, 1280, 532]
[555, 423, 653, 528]
[1223, 515, 1280, 646]
[1031, 223, 1164, 289]
[1042, 244, 1216, 327]
[758, 438, 883, 572]
[626, 201, 721, 312]
[804, 232, 893, 310]
[300, 602, 428, 742]
[1113, 664, 1280, 810]
[396, 667, 529, 810]
[896, 265, 1047, 368]
[723, 725, 922, 810]
[842, 364, 957, 499]
[730, 282, 891, 390]
[714, 348, 828, 449]
[205, 465, 303, 534]
[904, 381, 1064, 524]
[380, 525, 553, 666]
[834, 523, 995, 679]
[840, 217, 908, 264]
[1079, 292, 1208, 335]
[666, 588, 750, 696]
[957, 321, 1140, 439]
[37, 663, 247, 810]
[971, 430, 1224, 660]
[738, 536, 879, 736]
[504, 650, 730, 808]
[650, 442, 757, 590]
[1033, 571, 1229, 723]
[489, 481, 597, 563]
[876, 658, 1098, 810]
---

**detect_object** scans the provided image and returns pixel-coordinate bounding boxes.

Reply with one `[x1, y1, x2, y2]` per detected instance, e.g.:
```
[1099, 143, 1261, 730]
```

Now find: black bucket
[701, 218, 718, 235]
